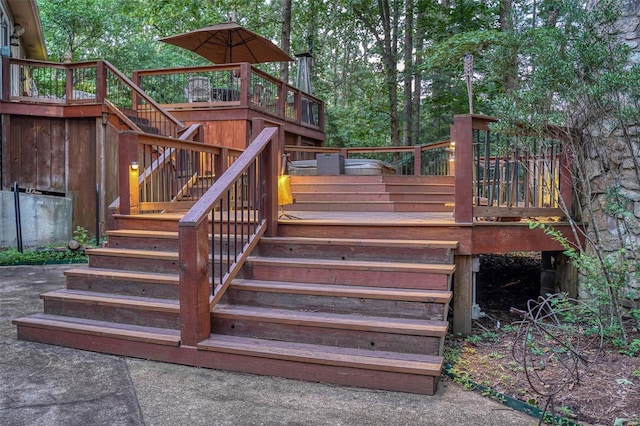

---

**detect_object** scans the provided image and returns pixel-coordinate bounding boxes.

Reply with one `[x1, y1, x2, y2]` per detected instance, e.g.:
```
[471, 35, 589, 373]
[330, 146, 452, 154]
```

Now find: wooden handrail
[180, 127, 278, 226]
[104, 100, 143, 132]
[102, 61, 185, 131]
[284, 140, 451, 155]
[178, 125, 279, 346]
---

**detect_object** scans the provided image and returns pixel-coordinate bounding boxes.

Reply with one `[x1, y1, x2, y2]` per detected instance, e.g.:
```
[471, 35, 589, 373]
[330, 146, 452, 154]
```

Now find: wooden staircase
[14, 176, 458, 395]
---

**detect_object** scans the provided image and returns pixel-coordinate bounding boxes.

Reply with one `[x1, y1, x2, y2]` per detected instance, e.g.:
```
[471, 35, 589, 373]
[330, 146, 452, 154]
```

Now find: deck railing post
[413, 145, 422, 176]
[293, 90, 302, 124]
[118, 132, 139, 215]
[559, 141, 573, 218]
[453, 115, 474, 223]
[254, 119, 279, 237]
[317, 101, 325, 131]
[65, 66, 73, 102]
[239, 63, 250, 107]
[95, 61, 106, 104]
[178, 216, 211, 347]
[1, 57, 10, 100]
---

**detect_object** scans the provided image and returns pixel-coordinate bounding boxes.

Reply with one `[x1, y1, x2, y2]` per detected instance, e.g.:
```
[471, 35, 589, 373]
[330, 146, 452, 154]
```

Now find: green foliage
[0, 247, 87, 266]
[529, 220, 639, 346]
[465, 331, 499, 345]
[73, 226, 94, 247]
[618, 339, 640, 357]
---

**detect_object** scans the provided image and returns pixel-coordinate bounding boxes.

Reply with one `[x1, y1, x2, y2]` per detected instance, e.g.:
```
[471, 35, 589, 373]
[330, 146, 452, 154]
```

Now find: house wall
[1, 114, 119, 245]
[578, 1, 640, 300]
[0, 190, 72, 247]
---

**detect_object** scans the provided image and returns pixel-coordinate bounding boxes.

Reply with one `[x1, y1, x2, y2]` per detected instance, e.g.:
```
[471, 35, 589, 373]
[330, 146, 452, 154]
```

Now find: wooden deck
[6, 58, 582, 396]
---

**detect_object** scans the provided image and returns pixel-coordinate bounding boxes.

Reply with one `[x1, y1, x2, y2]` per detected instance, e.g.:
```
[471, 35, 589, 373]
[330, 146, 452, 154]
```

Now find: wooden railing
[283, 142, 453, 176]
[177, 123, 279, 346]
[117, 128, 244, 215]
[452, 114, 572, 223]
[1, 57, 185, 138]
[134, 63, 324, 130]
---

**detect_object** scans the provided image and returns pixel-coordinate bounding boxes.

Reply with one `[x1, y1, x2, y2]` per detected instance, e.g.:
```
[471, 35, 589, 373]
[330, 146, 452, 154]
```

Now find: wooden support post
[453, 255, 473, 336]
[555, 251, 578, 298]
[261, 126, 279, 237]
[1, 114, 10, 190]
[453, 115, 474, 224]
[118, 132, 139, 215]
[179, 217, 212, 347]
[1, 57, 10, 101]
[540, 251, 556, 297]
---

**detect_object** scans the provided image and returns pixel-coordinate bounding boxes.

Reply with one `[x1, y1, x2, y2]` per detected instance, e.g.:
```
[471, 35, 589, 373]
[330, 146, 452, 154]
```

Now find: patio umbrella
[159, 22, 293, 64]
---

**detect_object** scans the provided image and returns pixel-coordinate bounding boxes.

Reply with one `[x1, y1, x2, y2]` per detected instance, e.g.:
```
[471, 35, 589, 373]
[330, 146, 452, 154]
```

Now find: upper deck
[0, 58, 325, 150]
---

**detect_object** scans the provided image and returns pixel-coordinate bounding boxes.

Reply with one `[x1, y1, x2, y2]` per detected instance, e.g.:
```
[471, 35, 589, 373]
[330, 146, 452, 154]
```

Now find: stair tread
[213, 304, 448, 336]
[246, 256, 456, 274]
[13, 313, 180, 346]
[231, 279, 452, 303]
[107, 229, 180, 239]
[259, 236, 458, 249]
[64, 267, 179, 284]
[198, 334, 442, 375]
[41, 288, 179, 312]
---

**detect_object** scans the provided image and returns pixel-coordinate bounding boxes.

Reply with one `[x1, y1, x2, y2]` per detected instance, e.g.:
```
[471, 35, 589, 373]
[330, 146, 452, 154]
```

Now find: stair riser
[15, 325, 438, 394]
[210, 316, 443, 355]
[288, 203, 396, 212]
[385, 185, 454, 193]
[89, 255, 181, 274]
[65, 275, 179, 299]
[107, 235, 235, 254]
[240, 265, 451, 290]
[113, 217, 255, 234]
[199, 349, 438, 395]
[277, 224, 469, 247]
[89, 255, 229, 276]
[221, 289, 448, 321]
[292, 193, 391, 202]
[382, 175, 454, 185]
[43, 299, 180, 329]
[113, 217, 184, 232]
[292, 183, 387, 192]
[388, 194, 454, 202]
[290, 175, 385, 184]
[254, 242, 453, 264]
[107, 235, 181, 251]
[394, 203, 454, 213]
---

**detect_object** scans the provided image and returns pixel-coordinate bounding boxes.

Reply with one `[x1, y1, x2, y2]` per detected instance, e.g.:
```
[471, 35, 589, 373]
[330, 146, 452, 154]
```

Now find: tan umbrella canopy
[159, 22, 293, 64]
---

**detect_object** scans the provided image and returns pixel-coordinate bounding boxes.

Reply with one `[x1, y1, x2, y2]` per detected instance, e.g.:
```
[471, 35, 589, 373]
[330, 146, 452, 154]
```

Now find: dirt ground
[445, 254, 640, 425]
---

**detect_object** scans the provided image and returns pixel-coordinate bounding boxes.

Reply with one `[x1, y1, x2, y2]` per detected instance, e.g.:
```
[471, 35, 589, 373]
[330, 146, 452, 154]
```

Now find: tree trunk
[500, 0, 518, 93]
[412, 9, 424, 146]
[402, 0, 414, 146]
[280, 0, 292, 84]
